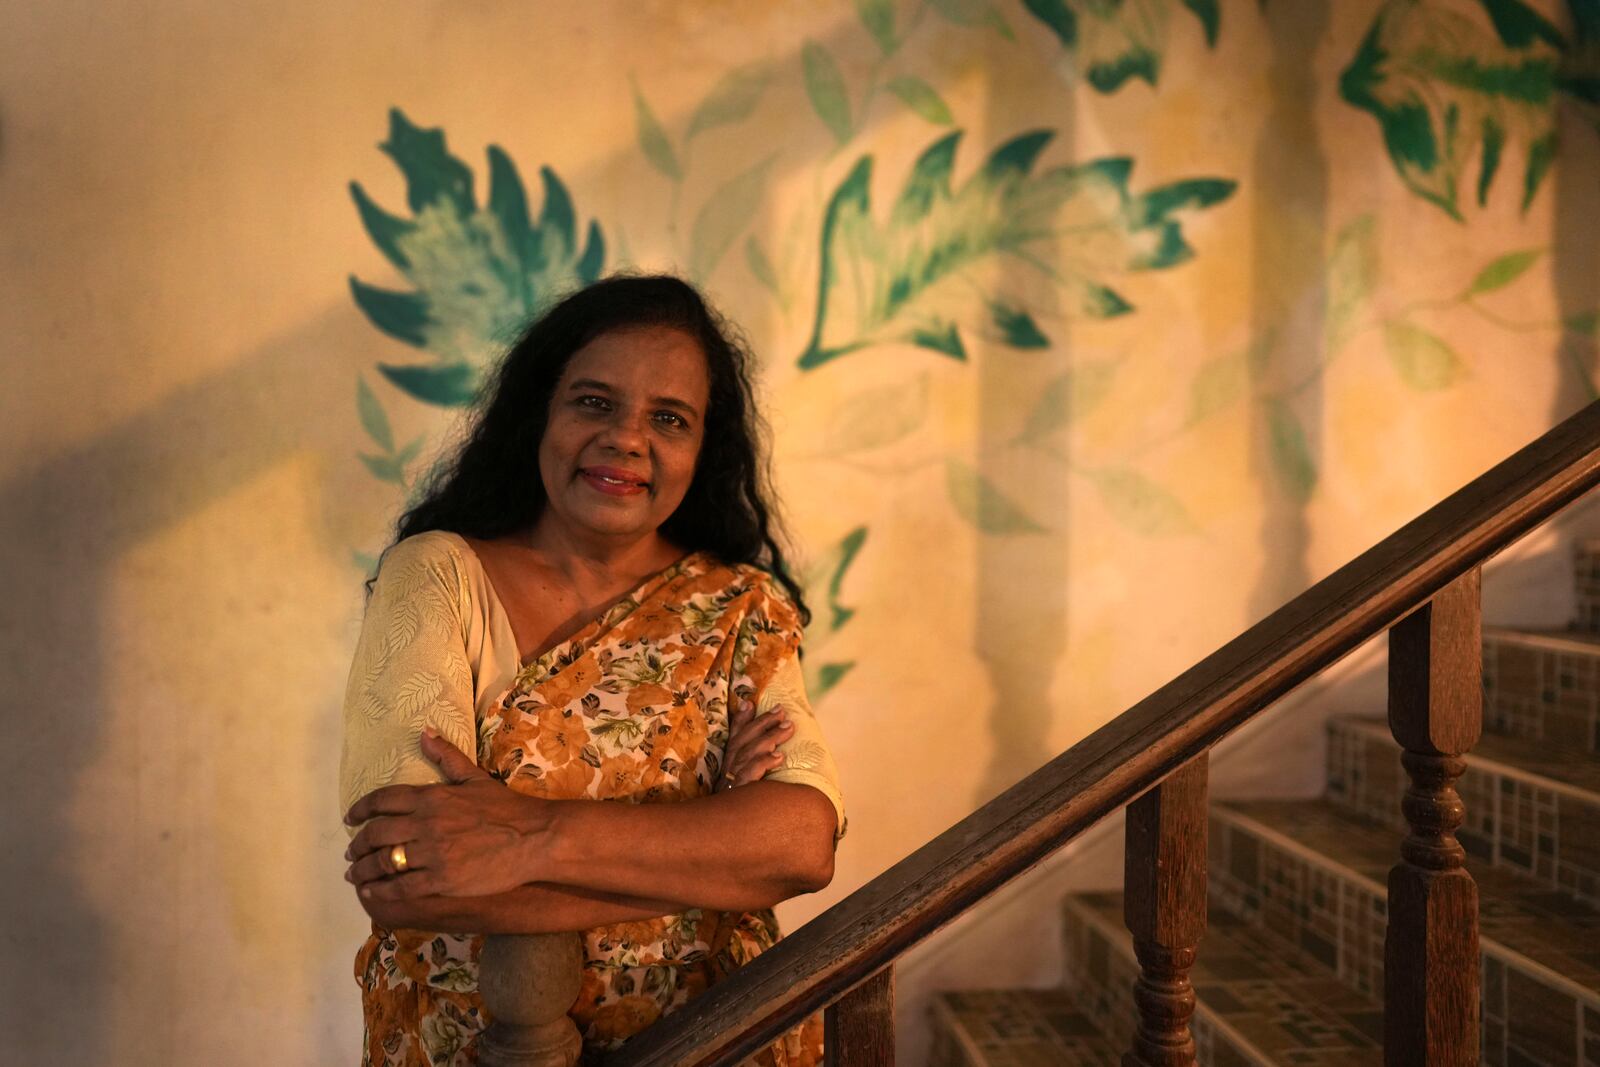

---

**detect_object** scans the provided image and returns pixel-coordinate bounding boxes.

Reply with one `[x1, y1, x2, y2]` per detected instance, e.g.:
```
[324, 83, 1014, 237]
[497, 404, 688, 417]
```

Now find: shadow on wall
[1248, 0, 1331, 622]
[974, 36, 1077, 805]
[1553, 88, 1600, 420]
[0, 305, 381, 1060]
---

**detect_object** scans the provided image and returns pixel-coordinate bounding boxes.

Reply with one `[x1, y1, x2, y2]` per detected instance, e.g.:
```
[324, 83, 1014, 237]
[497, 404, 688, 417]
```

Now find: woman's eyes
[574, 396, 688, 430]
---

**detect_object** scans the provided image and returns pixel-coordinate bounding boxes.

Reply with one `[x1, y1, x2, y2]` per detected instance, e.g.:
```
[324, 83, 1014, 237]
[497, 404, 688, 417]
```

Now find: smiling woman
[338, 276, 844, 1065]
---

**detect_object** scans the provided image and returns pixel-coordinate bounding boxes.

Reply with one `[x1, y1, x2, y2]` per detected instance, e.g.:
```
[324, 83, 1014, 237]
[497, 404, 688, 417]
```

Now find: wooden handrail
[606, 400, 1600, 1067]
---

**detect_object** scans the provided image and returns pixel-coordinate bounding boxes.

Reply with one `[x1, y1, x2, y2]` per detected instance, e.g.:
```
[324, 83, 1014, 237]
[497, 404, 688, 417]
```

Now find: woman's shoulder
[710, 560, 803, 626]
[376, 530, 473, 590]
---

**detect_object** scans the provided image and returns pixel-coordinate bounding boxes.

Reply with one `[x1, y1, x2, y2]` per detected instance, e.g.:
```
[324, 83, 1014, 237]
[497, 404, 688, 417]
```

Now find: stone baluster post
[477, 932, 584, 1067]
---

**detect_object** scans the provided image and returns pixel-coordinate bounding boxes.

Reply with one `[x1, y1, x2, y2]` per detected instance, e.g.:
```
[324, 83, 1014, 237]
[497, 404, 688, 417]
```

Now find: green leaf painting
[1186, 349, 1250, 426]
[886, 75, 955, 125]
[689, 157, 774, 282]
[1323, 214, 1378, 354]
[856, 0, 899, 53]
[1384, 321, 1467, 389]
[930, 0, 1015, 39]
[349, 110, 606, 407]
[1086, 466, 1194, 536]
[686, 63, 772, 141]
[797, 129, 1235, 369]
[1022, 0, 1222, 93]
[1019, 359, 1119, 441]
[1467, 248, 1542, 294]
[1340, 0, 1596, 218]
[946, 458, 1048, 534]
[821, 375, 931, 454]
[632, 81, 683, 181]
[745, 236, 782, 297]
[1265, 400, 1317, 502]
[356, 375, 395, 453]
[802, 41, 854, 145]
[801, 526, 869, 699]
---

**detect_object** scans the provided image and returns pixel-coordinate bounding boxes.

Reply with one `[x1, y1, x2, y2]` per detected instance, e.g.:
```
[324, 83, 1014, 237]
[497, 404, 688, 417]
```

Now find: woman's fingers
[726, 710, 790, 766]
[359, 869, 440, 901]
[418, 728, 488, 783]
[344, 783, 424, 826]
[346, 836, 427, 887]
[345, 816, 420, 863]
[724, 705, 794, 786]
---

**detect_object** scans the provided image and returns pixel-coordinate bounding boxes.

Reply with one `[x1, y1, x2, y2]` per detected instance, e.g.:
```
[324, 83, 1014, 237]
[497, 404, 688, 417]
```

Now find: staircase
[931, 544, 1600, 1067]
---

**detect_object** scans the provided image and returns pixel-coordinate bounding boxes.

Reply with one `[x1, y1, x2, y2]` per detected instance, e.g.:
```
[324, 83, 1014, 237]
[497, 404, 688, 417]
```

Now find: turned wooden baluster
[476, 932, 584, 1067]
[1384, 568, 1482, 1066]
[824, 965, 894, 1066]
[1123, 753, 1208, 1067]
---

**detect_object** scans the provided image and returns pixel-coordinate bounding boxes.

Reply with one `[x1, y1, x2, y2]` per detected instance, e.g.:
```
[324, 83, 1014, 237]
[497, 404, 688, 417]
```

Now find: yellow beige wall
[3, 1, 1597, 1062]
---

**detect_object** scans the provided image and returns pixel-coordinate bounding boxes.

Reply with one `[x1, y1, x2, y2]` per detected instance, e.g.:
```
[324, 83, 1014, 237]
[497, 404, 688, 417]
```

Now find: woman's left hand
[343, 728, 551, 901]
[719, 700, 794, 793]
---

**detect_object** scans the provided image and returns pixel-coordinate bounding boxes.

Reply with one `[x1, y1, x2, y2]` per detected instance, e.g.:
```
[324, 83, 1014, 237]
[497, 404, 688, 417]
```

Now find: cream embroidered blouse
[338, 531, 845, 832]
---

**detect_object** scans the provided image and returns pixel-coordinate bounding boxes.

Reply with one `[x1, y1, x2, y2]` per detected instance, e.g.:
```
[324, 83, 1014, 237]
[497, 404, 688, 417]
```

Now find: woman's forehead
[561, 326, 710, 398]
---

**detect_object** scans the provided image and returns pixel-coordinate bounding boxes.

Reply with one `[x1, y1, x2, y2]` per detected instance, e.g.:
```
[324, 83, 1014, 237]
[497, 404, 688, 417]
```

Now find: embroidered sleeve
[337, 534, 480, 831]
[732, 573, 846, 838]
[759, 654, 846, 838]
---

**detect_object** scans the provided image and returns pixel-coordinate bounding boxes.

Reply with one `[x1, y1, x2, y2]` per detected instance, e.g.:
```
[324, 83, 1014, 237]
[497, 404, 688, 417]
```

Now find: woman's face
[536, 325, 711, 550]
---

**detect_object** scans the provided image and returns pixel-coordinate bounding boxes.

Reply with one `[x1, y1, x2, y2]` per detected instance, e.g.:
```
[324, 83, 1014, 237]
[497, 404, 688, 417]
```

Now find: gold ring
[389, 844, 409, 872]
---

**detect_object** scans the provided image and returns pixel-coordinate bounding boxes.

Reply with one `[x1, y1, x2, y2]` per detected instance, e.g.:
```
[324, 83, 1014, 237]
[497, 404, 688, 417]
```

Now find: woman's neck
[520, 518, 682, 594]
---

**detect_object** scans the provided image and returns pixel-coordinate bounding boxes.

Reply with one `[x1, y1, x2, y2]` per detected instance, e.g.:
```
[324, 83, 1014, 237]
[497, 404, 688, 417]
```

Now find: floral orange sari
[354, 551, 823, 1065]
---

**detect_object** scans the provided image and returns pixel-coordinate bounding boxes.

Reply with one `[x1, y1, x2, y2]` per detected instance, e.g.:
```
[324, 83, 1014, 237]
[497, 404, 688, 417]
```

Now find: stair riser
[1484, 636, 1600, 756]
[1211, 811, 1600, 1067]
[1326, 721, 1600, 906]
[1573, 545, 1600, 637]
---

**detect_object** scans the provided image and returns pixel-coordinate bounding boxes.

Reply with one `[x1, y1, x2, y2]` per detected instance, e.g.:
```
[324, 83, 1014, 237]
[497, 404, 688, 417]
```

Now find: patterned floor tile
[1064, 891, 1383, 1065]
[930, 990, 1120, 1066]
[1217, 798, 1600, 995]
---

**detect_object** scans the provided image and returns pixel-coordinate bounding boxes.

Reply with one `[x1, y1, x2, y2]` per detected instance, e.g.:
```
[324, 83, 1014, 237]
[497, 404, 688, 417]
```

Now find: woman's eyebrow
[568, 378, 700, 417]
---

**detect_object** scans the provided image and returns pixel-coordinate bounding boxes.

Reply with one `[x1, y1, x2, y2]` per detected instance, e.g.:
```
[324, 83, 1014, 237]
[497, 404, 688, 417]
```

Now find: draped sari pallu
[356, 553, 824, 1066]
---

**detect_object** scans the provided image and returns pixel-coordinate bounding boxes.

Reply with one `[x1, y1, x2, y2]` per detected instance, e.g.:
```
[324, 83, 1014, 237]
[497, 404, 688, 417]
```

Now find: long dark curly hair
[386, 274, 808, 625]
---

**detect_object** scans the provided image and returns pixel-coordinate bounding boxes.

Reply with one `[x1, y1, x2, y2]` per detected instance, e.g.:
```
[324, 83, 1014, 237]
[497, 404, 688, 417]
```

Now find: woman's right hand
[719, 700, 794, 792]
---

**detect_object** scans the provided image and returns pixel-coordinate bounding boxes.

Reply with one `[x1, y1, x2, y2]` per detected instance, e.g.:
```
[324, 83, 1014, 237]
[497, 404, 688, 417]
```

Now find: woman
[338, 275, 844, 1065]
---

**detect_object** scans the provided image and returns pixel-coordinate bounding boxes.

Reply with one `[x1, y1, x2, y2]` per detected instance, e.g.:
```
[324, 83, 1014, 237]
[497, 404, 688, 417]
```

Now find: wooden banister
[606, 401, 1600, 1067]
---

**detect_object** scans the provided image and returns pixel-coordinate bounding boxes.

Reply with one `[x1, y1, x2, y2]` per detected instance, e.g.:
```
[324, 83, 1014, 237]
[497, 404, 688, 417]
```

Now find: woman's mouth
[579, 467, 650, 496]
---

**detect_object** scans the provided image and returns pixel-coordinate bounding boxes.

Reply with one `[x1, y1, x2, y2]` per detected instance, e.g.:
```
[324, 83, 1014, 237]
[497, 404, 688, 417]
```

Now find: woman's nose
[598, 411, 648, 454]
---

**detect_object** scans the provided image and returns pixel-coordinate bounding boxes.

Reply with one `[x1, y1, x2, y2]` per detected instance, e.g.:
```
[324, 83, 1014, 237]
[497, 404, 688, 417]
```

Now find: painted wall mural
[15, 2, 1600, 1063]
[347, 0, 1600, 707]
[1342, 0, 1599, 219]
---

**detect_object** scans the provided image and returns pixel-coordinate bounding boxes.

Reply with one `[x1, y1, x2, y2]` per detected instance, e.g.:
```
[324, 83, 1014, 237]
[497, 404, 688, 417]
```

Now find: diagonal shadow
[0, 304, 384, 1059]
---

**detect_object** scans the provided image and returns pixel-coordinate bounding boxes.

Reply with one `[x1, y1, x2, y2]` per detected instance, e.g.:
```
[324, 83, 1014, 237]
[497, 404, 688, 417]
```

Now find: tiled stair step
[1060, 890, 1384, 1066]
[1327, 715, 1600, 904]
[928, 989, 1121, 1067]
[1212, 798, 1600, 1067]
[1483, 626, 1600, 756]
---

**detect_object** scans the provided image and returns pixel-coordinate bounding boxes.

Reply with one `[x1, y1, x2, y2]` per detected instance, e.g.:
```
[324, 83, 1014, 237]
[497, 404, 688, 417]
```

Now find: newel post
[1385, 568, 1482, 1066]
[824, 965, 894, 1066]
[476, 932, 584, 1067]
[1122, 753, 1208, 1067]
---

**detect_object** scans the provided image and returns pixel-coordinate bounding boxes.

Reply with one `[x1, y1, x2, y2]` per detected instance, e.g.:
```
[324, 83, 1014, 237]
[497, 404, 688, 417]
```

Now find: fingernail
[359, 886, 371, 898]
[422, 726, 438, 740]
[344, 869, 353, 883]
[344, 847, 352, 861]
